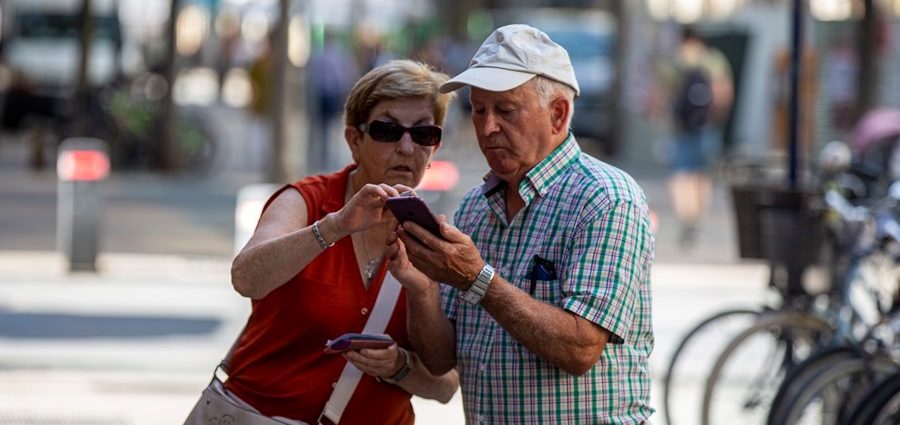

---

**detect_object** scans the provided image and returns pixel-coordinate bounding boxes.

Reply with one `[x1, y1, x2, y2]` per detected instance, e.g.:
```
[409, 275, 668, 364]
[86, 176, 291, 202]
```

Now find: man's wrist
[459, 263, 494, 305]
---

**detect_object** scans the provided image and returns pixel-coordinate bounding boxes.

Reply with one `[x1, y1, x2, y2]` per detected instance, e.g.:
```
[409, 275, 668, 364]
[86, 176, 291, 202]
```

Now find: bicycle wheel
[766, 346, 860, 425]
[777, 355, 897, 425]
[662, 308, 759, 425]
[700, 310, 833, 425]
[848, 369, 900, 425]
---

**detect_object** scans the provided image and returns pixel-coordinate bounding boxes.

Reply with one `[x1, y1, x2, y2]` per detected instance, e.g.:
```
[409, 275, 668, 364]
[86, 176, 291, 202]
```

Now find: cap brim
[439, 67, 536, 94]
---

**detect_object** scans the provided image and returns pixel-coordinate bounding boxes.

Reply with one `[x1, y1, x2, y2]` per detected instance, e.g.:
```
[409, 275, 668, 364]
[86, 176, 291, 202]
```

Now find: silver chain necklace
[361, 231, 382, 281]
[347, 173, 381, 281]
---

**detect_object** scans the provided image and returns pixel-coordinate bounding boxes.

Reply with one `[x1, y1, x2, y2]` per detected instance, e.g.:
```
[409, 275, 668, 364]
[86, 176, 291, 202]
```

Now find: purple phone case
[324, 333, 394, 354]
[386, 196, 442, 236]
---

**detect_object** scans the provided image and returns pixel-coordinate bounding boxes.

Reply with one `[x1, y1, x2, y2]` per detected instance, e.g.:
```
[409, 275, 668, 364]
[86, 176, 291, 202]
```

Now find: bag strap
[319, 271, 402, 424]
[215, 270, 403, 425]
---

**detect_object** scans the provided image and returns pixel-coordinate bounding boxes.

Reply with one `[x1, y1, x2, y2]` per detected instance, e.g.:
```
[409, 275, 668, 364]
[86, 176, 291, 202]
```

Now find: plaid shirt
[442, 135, 655, 424]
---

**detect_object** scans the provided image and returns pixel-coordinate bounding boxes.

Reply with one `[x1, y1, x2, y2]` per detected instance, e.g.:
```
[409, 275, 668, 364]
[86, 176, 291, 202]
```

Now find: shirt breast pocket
[525, 254, 562, 305]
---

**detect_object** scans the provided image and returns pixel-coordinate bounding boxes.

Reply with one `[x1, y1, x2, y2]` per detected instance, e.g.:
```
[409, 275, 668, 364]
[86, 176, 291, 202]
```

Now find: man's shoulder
[563, 153, 647, 206]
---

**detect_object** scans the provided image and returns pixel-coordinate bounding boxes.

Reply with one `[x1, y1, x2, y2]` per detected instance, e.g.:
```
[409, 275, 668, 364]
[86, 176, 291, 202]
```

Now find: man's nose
[478, 113, 500, 136]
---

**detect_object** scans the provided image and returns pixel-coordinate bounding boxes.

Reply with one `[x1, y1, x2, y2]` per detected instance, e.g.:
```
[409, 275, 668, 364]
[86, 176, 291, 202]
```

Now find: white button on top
[361, 307, 369, 316]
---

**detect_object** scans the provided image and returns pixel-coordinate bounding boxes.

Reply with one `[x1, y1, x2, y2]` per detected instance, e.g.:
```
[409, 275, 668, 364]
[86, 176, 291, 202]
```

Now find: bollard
[56, 138, 110, 272]
[234, 184, 278, 255]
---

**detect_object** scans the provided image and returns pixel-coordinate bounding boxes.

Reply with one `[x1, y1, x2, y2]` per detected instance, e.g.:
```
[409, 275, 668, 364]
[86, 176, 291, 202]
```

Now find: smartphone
[324, 333, 395, 354]
[386, 195, 443, 237]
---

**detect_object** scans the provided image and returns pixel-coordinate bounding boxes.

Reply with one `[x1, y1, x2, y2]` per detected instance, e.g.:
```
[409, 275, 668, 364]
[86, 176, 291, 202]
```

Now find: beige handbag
[184, 376, 301, 425]
[184, 273, 403, 425]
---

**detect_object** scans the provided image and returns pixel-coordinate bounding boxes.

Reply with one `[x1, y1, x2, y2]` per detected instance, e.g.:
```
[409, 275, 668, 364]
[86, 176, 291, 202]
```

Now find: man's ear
[549, 96, 570, 135]
[345, 126, 362, 163]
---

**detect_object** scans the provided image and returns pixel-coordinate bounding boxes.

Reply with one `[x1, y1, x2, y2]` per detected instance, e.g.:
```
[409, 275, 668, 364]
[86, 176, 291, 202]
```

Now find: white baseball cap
[440, 24, 580, 96]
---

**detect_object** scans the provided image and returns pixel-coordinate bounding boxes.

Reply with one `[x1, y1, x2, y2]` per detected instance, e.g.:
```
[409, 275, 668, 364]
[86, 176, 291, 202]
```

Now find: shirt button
[361, 308, 369, 316]
[478, 364, 486, 372]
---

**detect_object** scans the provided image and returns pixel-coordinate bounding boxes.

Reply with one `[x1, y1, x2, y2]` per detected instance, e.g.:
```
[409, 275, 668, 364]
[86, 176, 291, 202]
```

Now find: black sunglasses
[358, 120, 442, 146]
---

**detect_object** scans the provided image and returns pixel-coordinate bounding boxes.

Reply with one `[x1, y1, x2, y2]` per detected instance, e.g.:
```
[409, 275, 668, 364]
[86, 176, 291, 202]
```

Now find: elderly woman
[226, 60, 457, 424]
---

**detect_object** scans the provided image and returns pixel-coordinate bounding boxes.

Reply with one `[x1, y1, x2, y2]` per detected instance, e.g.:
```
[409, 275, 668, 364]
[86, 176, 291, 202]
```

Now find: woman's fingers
[343, 345, 401, 377]
[381, 184, 405, 198]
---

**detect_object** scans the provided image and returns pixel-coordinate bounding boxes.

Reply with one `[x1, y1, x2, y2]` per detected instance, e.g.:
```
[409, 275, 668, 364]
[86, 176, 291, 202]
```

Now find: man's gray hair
[530, 76, 576, 129]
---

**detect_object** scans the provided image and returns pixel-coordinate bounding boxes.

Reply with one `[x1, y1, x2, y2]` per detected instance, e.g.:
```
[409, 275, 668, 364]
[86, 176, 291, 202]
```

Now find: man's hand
[397, 219, 484, 290]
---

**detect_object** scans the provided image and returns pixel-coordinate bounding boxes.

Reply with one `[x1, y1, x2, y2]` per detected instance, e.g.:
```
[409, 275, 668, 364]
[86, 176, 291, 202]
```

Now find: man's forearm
[480, 276, 607, 376]
[394, 354, 458, 403]
[407, 284, 457, 375]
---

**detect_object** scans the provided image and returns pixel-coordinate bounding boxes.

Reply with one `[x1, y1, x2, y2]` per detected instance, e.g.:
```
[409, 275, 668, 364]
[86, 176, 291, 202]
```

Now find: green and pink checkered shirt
[442, 135, 655, 424]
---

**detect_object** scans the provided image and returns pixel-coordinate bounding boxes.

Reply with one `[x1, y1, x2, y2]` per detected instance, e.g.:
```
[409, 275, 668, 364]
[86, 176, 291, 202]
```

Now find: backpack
[673, 67, 712, 131]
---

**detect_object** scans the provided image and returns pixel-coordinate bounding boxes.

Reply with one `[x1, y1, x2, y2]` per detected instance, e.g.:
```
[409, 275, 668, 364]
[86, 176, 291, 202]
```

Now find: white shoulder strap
[320, 272, 402, 424]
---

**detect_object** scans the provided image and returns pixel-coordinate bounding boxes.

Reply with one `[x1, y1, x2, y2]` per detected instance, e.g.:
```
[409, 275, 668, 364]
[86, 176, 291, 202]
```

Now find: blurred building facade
[0, 0, 897, 178]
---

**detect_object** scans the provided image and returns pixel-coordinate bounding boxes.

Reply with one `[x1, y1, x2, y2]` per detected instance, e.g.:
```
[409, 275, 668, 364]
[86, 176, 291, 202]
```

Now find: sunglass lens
[410, 126, 442, 146]
[368, 121, 404, 142]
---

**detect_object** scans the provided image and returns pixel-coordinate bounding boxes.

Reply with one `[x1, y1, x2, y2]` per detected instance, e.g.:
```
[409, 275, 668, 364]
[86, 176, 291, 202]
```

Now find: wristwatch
[459, 263, 494, 305]
[384, 347, 413, 384]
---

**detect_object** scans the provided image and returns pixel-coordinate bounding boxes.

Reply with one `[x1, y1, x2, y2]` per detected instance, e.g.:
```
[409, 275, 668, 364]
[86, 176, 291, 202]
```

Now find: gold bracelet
[312, 219, 334, 249]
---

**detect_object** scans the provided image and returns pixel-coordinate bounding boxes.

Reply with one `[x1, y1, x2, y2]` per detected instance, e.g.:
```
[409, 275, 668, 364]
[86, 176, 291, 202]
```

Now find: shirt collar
[480, 133, 580, 203]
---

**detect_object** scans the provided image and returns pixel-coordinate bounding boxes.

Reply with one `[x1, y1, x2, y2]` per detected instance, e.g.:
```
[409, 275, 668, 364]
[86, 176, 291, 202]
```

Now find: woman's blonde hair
[344, 60, 455, 128]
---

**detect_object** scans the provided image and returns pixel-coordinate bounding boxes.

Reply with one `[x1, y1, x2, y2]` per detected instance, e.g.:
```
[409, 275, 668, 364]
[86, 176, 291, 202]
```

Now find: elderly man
[386, 24, 654, 424]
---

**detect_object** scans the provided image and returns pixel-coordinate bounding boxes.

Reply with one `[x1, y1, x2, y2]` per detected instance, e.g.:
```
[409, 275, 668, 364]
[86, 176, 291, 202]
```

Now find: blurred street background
[0, 0, 898, 423]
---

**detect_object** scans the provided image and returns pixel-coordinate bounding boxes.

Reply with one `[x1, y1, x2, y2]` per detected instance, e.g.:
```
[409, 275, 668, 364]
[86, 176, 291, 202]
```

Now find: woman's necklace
[347, 173, 382, 281]
[361, 233, 382, 281]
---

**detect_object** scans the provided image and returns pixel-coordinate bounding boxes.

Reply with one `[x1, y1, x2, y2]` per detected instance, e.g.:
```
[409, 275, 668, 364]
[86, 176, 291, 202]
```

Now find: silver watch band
[460, 263, 494, 305]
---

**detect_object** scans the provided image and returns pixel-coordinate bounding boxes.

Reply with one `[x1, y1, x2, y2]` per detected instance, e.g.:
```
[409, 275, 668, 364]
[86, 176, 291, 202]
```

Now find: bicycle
[765, 183, 899, 425]
[662, 176, 827, 425]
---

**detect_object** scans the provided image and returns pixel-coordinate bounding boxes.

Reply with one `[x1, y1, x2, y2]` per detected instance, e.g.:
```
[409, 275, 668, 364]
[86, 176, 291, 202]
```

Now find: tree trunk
[267, 0, 290, 183]
[158, 0, 179, 171]
[608, 0, 626, 157]
[856, 0, 878, 120]
[73, 0, 93, 136]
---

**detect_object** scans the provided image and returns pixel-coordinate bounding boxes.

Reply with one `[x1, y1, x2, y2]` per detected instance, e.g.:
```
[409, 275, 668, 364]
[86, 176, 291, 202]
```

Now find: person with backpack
[659, 26, 734, 248]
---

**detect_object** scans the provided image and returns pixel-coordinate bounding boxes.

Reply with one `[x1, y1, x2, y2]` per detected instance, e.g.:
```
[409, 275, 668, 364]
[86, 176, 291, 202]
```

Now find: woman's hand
[343, 344, 405, 380]
[385, 229, 433, 297]
[334, 183, 400, 234]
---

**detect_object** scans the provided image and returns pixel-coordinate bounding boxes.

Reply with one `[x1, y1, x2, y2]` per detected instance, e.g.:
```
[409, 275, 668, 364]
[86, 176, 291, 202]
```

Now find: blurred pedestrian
[308, 30, 357, 171]
[657, 26, 734, 248]
[246, 35, 274, 174]
[218, 60, 458, 424]
[387, 25, 655, 424]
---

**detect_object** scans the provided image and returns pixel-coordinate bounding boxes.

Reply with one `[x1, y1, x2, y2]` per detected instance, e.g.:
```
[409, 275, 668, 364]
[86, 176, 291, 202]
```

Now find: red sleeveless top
[225, 165, 414, 424]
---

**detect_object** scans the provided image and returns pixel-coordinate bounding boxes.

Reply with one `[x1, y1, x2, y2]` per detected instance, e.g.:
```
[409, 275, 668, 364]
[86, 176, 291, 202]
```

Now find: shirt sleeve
[561, 199, 651, 344]
[440, 283, 459, 321]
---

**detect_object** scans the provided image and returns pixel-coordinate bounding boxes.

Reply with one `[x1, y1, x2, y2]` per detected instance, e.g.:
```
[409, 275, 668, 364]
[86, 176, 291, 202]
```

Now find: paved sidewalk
[0, 250, 770, 424]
